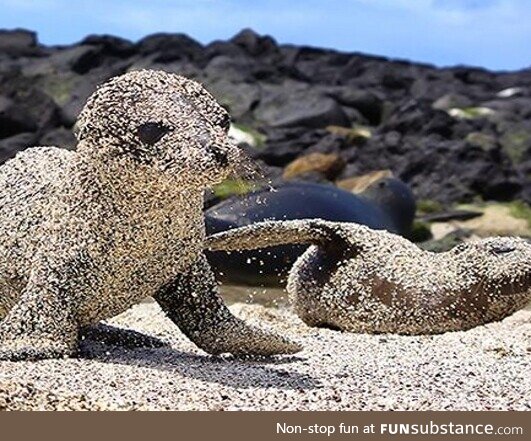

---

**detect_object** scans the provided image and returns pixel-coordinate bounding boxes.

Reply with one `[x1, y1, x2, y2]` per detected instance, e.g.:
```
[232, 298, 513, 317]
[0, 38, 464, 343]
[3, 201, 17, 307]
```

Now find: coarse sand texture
[0, 301, 529, 410]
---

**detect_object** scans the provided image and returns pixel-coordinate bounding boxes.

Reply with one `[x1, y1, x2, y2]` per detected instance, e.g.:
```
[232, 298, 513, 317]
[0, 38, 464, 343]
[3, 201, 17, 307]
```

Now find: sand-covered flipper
[205, 219, 358, 253]
[154, 254, 301, 356]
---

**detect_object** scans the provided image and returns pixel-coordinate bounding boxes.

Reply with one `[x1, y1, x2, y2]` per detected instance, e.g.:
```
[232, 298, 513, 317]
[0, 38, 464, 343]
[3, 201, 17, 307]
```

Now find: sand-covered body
[0, 147, 203, 324]
[205, 179, 416, 287]
[0, 70, 299, 361]
[207, 220, 531, 334]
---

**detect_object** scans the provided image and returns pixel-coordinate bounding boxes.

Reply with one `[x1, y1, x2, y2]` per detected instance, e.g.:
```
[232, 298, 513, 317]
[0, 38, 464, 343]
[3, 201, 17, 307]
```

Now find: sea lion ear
[73, 120, 91, 142]
[219, 113, 231, 132]
[73, 121, 82, 140]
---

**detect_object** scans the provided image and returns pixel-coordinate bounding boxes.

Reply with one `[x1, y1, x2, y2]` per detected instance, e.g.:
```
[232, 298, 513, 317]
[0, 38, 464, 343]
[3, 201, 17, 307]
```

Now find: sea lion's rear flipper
[154, 254, 301, 356]
[206, 219, 352, 252]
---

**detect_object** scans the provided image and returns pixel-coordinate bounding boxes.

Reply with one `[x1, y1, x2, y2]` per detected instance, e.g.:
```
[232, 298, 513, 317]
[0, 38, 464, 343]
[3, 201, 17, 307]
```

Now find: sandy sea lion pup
[205, 179, 415, 287]
[207, 220, 531, 334]
[0, 70, 300, 361]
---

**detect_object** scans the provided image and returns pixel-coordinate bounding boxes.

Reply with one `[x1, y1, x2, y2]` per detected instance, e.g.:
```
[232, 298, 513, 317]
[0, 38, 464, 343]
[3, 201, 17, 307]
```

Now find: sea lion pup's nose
[208, 145, 229, 167]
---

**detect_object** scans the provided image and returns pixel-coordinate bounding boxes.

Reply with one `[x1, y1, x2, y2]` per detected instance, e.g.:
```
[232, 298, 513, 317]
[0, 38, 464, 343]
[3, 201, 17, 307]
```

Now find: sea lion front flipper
[154, 254, 301, 356]
[206, 219, 353, 252]
[0, 284, 78, 361]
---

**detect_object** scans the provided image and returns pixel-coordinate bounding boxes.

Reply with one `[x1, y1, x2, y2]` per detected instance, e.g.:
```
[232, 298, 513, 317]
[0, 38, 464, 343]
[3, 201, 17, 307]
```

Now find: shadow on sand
[79, 324, 319, 390]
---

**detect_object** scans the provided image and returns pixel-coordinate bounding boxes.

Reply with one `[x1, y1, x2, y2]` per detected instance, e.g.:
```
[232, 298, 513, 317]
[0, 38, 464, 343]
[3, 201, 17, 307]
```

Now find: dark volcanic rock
[50, 45, 104, 74]
[204, 55, 254, 82]
[0, 71, 60, 136]
[204, 40, 245, 61]
[39, 127, 76, 150]
[254, 87, 348, 128]
[206, 79, 259, 120]
[253, 128, 325, 166]
[323, 87, 384, 124]
[59, 79, 98, 127]
[230, 28, 278, 58]
[0, 29, 40, 57]
[0, 95, 37, 137]
[0, 27, 529, 205]
[307, 133, 349, 155]
[80, 35, 136, 58]
[381, 100, 455, 138]
[0, 132, 38, 163]
[136, 33, 203, 63]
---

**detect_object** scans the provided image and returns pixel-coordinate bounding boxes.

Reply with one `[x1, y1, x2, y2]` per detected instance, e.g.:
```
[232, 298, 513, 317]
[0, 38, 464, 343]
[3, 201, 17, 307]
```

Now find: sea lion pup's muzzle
[216, 139, 262, 183]
[208, 138, 249, 173]
[448, 236, 531, 295]
[207, 145, 229, 168]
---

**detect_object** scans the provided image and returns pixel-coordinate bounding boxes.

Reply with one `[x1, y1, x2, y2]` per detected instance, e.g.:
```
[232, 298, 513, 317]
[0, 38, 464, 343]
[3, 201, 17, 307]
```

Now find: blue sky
[1, 0, 530, 71]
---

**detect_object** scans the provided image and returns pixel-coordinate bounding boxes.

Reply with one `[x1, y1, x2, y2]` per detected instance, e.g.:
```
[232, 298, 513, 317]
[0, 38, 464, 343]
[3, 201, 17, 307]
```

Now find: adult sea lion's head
[360, 177, 416, 235]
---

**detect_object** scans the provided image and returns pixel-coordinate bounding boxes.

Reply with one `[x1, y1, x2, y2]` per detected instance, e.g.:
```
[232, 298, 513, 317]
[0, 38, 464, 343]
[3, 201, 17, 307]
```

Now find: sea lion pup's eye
[490, 244, 516, 255]
[136, 122, 172, 145]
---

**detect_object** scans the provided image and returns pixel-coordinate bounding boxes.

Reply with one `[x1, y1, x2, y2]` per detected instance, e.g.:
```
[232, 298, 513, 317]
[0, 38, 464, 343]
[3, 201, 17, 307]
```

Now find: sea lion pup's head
[448, 236, 531, 293]
[76, 69, 245, 187]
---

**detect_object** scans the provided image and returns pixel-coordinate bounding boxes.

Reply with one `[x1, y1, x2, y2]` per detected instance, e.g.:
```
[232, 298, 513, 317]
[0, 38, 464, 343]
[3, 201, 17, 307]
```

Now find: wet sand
[219, 285, 289, 307]
[0, 301, 529, 410]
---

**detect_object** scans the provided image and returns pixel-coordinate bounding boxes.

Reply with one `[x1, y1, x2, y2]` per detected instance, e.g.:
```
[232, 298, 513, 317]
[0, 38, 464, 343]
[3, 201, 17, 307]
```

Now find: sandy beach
[0, 299, 529, 411]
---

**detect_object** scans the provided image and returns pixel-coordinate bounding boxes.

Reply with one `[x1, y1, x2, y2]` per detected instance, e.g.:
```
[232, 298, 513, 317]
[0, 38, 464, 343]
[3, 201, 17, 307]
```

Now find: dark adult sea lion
[205, 179, 415, 286]
[207, 220, 531, 334]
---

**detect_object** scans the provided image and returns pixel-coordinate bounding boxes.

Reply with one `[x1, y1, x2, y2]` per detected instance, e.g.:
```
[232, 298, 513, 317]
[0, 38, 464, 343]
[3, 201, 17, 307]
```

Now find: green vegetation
[232, 123, 266, 148]
[212, 178, 258, 200]
[507, 201, 531, 229]
[408, 221, 432, 243]
[465, 132, 497, 151]
[416, 199, 444, 215]
[500, 130, 531, 164]
[41, 75, 76, 106]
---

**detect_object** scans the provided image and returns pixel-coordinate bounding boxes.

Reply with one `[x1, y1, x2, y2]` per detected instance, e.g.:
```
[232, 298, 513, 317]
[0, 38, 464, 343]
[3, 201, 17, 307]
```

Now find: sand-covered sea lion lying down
[0, 70, 300, 361]
[207, 220, 531, 334]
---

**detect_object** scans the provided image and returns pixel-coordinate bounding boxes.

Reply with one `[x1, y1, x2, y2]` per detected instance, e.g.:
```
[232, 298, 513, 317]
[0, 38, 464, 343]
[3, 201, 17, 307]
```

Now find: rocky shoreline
[0, 28, 530, 206]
